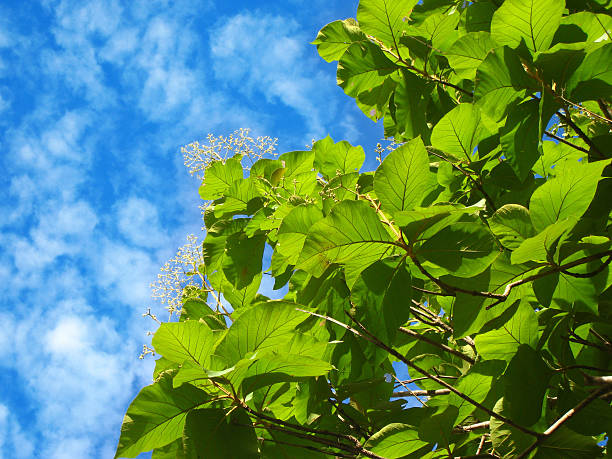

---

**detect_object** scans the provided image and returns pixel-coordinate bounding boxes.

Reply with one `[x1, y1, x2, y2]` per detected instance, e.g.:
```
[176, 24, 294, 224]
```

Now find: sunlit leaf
[491, 0, 564, 53]
[115, 373, 210, 458]
[374, 136, 438, 215]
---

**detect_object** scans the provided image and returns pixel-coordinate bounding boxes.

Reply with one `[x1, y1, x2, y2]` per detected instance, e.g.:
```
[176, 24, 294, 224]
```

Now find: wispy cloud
[210, 12, 338, 139]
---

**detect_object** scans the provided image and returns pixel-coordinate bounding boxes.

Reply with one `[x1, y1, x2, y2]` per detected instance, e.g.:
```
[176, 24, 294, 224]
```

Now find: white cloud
[210, 12, 337, 137]
[0, 404, 35, 459]
[98, 240, 158, 307]
[116, 196, 168, 248]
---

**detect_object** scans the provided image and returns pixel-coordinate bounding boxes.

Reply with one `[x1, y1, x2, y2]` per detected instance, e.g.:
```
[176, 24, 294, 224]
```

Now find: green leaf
[567, 43, 612, 101]
[529, 160, 608, 232]
[489, 204, 536, 250]
[533, 140, 587, 180]
[152, 321, 216, 366]
[475, 301, 539, 361]
[115, 373, 210, 458]
[511, 218, 577, 265]
[448, 364, 496, 423]
[356, 0, 418, 50]
[198, 157, 243, 201]
[490, 398, 533, 457]
[504, 345, 551, 426]
[365, 423, 429, 458]
[555, 12, 612, 45]
[230, 352, 333, 394]
[312, 135, 365, 179]
[390, 70, 430, 141]
[414, 221, 500, 278]
[475, 46, 535, 121]
[446, 32, 498, 80]
[351, 258, 412, 344]
[464, 2, 496, 33]
[374, 136, 438, 215]
[491, 0, 564, 53]
[500, 99, 543, 181]
[222, 232, 266, 289]
[534, 427, 603, 458]
[297, 200, 398, 287]
[431, 103, 494, 162]
[182, 408, 258, 459]
[277, 204, 324, 265]
[215, 301, 307, 366]
[312, 19, 367, 63]
[337, 41, 399, 99]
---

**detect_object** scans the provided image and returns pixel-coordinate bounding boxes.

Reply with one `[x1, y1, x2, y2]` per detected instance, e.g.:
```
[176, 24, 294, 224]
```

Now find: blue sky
[0, 0, 391, 457]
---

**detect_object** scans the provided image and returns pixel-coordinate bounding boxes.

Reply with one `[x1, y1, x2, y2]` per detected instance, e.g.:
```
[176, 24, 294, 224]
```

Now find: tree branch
[557, 109, 605, 159]
[426, 147, 498, 212]
[296, 308, 541, 438]
[392, 389, 451, 397]
[543, 130, 590, 154]
[398, 327, 476, 364]
[516, 386, 612, 459]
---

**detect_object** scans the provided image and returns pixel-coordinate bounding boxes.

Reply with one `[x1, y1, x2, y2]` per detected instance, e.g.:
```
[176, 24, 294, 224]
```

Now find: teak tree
[116, 0, 612, 458]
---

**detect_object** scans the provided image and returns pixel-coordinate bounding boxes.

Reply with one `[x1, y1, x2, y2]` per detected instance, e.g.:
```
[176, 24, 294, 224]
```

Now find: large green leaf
[229, 352, 333, 394]
[534, 428, 604, 458]
[199, 157, 243, 201]
[567, 43, 612, 101]
[312, 18, 367, 63]
[297, 200, 398, 287]
[500, 99, 543, 181]
[350, 258, 412, 344]
[446, 32, 498, 80]
[337, 41, 399, 99]
[364, 423, 429, 458]
[475, 301, 539, 361]
[475, 46, 535, 121]
[312, 135, 365, 179]
[115, 373, 210, 458]
[448, 364, 497, 424]
[389, 70, 430, 141]
[414, 221, 500, 277]
[554, 12, 612, 44]
[510, 217, 577, 265]
[182, 408, 258, 459]
[215, 301, 308, 366]
[529, 160, 608, 232]
[490, 0, 564, 53]
[357, 0, 419, 51]
[504, 345, 551, 426]
[489, 204, 536, 250]
[374, 136, 438, 215]
[222, 232, 265, 289]
[152, 321, 216, 367]
[277, 204, 324, 265]
[431, 103, 494, 162]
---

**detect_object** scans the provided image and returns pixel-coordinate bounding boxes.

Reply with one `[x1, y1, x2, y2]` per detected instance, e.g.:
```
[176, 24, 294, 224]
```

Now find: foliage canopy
[117, 1, 612, 457]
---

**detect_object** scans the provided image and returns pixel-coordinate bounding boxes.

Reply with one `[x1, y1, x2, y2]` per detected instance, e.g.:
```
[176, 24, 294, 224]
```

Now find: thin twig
[543, 130, 589, 154]
[399, 327, 475, 364]
[454, 421, 490, 433]
[257, 434, 354, 458]
[392, 389, 451, 397]
[397, 375, 458, 385]
[391, 373, 428, 406]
